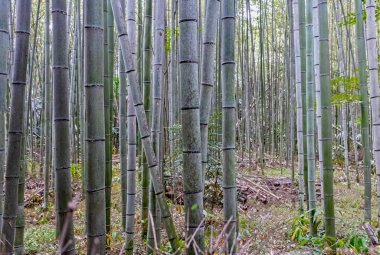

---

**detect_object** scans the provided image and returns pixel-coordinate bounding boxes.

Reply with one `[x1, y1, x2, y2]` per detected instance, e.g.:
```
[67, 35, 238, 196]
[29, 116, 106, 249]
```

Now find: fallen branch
[362, 222, 379, 245]
[237, 176, 280, 200]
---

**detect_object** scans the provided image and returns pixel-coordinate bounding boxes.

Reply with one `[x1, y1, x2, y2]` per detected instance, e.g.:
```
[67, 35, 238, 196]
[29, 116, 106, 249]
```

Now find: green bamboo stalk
[305, 0, 316, 236]
[147, 0, 165, 251]
[84, 0, 106, 253]
[200, 0, 219, 185]
[103, 0, 113, 237]
[178, 0, 205, 253]
[52, 1, 76, 253]
[125, 0, 138, 252]
[141, 0, 152, 239]
[43, 0, 52, 208]
[299, 0, 308, 210]
[221, 0, 237, 252]
[111, 0, 180, 252]
[0, 0, 10, 231]
[365, 0, 380, 225]
[0, 1, 31, 253]
[14, 115, 26, 255]
[318, 0, 335, 239]
[355, 0, 372, 221]
[119, 0, 128, 232]
[292, 0, 305, 213]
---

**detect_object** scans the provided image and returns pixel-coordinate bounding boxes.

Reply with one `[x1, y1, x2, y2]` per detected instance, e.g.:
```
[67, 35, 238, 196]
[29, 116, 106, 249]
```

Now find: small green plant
[345, 232, 369, 254]
[25, 225, 56, 254]
[290, 212, 310, 245]
[70, 163, 82, 179]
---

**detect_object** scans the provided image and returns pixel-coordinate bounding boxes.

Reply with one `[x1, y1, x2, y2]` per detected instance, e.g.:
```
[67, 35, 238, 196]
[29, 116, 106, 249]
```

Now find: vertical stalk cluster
[111, 0, 179, 251]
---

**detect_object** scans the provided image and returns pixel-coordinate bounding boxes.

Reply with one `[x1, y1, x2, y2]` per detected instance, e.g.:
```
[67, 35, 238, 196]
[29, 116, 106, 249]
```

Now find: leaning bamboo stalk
[111, 0, 179, 251]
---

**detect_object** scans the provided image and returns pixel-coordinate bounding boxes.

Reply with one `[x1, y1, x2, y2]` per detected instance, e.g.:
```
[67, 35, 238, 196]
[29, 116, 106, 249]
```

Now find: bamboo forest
[2, 0, 380, 254]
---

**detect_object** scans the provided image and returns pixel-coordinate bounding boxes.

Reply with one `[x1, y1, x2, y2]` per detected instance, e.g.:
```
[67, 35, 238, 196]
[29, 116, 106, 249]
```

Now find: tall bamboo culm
[52, 0, 76, 253]
[119, 0, 128, 234]
[178, 0, 205, 253]
[312, 0, 323, 210]
[318, 0, 335, 238]
[299, 0, 308, 209]
[355, 0, 372, 221]
[221, 0, 237, 253]
[147, 0, 165, 251]
[0, 0, 10, 231]
[200, 0, 220, 184]
[125, 0, 138, 252]
[43, 0, 52, 208]
[84, 0, 106, 253]
[365, 0, 380, 224]
[292, 0, 304, 213]
[141, 0, 153, 239]
[305, 0, 316, 236]
[0, 0, 31, 253]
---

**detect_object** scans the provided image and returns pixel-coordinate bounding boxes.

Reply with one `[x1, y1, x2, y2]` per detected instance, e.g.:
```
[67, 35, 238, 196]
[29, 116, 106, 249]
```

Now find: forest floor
[22, 156, 380, 254]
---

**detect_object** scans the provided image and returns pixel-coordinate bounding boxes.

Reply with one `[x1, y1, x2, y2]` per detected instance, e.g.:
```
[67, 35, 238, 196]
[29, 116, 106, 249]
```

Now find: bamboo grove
[0, 0, 380, 254]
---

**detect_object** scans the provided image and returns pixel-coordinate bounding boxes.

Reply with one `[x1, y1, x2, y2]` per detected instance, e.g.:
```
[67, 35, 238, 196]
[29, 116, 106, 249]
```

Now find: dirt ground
[22, 157, 380, 254]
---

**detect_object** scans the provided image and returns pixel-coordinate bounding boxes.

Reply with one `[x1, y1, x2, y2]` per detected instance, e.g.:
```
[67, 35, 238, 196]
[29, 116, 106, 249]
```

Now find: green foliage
[25, 225, 56, 254]
[164, 27, 172, 54]
[70, 163, 82, 179]
[345, 232, 369, 253]
[113, 76, 120, 96]
[289, 211, 331, 249]
[290, 213, 372, 253]
[239, 217, 255, 238]
[338, 6, 380, 27]
[330, 75, 360, 105]
[164, 26, 179, 54]
[339, 12, 359, 26]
